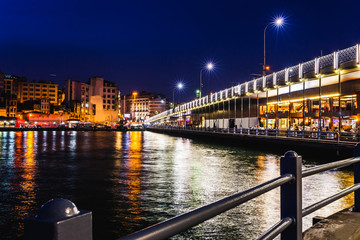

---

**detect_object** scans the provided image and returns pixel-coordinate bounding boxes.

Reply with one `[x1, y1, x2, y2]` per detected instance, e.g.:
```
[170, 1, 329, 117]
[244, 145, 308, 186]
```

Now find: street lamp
[263, 17, 284, 76]
[200, 62, 214, 98]
[172, 82, 183, 106]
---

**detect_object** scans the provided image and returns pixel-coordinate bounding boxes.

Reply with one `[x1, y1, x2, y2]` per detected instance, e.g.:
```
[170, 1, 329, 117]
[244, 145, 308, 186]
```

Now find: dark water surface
[0, 131, 354, 239]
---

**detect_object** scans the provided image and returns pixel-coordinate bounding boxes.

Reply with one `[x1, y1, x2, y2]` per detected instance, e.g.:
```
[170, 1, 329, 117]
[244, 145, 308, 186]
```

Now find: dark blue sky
[0, 0, 359, 102]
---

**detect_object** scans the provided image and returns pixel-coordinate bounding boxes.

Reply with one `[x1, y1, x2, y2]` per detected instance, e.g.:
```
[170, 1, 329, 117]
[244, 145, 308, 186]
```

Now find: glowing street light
[206, 63, 214, 70]
[173, 82, 184, 106]
[263, 17, 285, 76]
[200, 62, 214, 98]
[275, 17, 284, 26]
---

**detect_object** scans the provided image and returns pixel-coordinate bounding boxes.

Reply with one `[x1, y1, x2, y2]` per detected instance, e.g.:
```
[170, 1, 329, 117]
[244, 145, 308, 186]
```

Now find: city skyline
[0, 0, 359, 102]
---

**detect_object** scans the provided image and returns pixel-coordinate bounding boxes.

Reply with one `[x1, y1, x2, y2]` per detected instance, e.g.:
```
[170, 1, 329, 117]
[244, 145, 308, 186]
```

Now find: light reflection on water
[0, 131, 355, 239]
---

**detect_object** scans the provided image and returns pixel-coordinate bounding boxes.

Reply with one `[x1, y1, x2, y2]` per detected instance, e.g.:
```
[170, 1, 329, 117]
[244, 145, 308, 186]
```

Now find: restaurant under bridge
[146, 44, 360, 140]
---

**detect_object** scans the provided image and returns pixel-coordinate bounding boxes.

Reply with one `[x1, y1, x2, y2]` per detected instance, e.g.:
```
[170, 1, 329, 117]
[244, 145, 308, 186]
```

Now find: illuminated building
[3, 74, 18, 95]
[17, 81, 59, 105]
[65, 76, 119, 123]
[57, 88, 65, 106]
[18, 99, 51, 114]
[0, 69, 4, 99]
[0, 73, 20, 117]
[23, 112, 68, 127]
[122, 91, 167, 122]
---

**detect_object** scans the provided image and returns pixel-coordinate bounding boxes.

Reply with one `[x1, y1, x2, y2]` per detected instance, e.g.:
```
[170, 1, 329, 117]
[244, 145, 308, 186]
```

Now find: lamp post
[263, 17, 284, 76]
[200, 62, 214, 98]
[172, 83, 183, 107]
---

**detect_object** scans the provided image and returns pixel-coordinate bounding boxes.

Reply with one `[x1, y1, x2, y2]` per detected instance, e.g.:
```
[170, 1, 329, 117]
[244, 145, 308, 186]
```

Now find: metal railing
[118, 144, 360, 240]
[149, 125, 360, 143]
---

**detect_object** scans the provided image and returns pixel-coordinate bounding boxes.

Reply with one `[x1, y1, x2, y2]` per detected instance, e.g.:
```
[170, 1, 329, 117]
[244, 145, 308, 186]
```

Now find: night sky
[0, 0, 359, 102]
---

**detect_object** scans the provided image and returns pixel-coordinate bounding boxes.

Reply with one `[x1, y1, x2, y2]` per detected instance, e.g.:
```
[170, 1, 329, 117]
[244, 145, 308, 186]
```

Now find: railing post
[354, 143, 360, 212]
[280, 151, 302, 240]
[25, 198, 92, 240]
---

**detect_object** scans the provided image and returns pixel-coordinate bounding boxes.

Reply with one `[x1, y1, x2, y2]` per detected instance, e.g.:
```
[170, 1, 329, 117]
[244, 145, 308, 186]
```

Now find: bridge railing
[149, 126, 360, 142]
[117, 144, 360, 240]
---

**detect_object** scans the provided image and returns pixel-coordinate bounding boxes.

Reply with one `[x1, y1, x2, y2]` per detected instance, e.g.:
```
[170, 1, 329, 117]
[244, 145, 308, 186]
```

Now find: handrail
[118, 174, 294, 240]
[148, 126, 360, 143]
[302, 156, 360, 177]
[302, 184, 360, 217]
[257, 217, 293, 240]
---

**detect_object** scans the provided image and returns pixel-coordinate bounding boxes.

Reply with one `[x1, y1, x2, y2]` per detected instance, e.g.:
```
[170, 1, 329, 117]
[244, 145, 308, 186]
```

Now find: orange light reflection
[12, 131, 37, 233]
[126, 131, 143, 220]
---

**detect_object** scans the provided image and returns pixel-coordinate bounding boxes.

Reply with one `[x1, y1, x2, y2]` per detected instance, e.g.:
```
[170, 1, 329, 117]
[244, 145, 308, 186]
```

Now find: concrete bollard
[24, 198, 92, 240]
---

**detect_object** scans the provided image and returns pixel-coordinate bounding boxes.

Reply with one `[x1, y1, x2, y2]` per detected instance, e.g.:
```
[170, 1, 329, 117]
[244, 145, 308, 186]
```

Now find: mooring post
[280, 151, 302, 240]
[354, 143, 360, 212]
[24, 198, 92, 240]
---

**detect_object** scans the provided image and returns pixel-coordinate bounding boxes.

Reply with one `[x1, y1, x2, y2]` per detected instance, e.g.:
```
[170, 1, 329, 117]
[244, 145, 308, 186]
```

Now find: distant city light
[177, 83, 183, 89]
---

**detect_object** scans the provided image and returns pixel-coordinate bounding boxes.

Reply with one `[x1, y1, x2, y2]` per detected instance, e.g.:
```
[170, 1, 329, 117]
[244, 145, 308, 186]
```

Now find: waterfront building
[149, 95, 168, 116]
[17, 80, 59, 105]
[122, 91, 167, 122]
[23, 112, 70, 127]
[3, 74, 18, 96]
[0, 74, 22, 117]
[146, 44, 360, 133]
[0, 74, 63, 118]
[0, 69, 4, 103]
[0, 116, 16, 127]
[5, 98, 17, 117]
[57, 88, 65, 106]
[0, 98, 17, 117]
[18, 99, 51, 114]
[65, 76, 119, 123]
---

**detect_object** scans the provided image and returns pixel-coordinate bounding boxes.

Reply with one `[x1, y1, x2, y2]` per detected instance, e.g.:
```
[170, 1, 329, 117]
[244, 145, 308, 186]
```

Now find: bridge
[146, 44, 360, 140]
